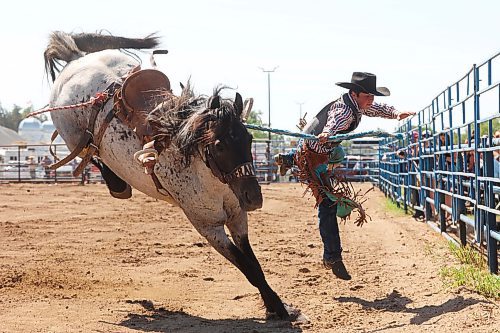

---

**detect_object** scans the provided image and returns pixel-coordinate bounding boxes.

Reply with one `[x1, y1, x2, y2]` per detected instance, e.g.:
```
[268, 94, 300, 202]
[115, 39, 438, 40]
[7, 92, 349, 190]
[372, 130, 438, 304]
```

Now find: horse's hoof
[266, 304, 308, 323]
[110, 184, 132, 199]
[284, 303, 309, 323]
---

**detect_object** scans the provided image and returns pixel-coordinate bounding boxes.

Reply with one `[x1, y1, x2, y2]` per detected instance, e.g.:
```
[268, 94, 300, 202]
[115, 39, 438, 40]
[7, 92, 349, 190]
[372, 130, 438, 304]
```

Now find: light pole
[296, 101, 305, 118]
[259, 66, 278, 181]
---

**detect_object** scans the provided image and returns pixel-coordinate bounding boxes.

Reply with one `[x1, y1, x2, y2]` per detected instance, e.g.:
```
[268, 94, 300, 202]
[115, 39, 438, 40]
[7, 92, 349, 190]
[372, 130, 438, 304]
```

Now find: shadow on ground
[335, 290, 488, 326]
[110, 299, 303, 333]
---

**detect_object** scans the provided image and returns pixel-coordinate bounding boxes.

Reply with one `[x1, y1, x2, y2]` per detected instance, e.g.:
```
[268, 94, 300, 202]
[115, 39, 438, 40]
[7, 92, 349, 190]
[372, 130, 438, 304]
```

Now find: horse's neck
[157, 148, 233, 201]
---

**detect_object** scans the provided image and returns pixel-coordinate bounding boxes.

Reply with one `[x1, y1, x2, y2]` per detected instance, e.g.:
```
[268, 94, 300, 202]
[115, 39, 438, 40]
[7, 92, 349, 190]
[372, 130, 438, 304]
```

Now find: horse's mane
[148, 85, 241, 166]
[44, 31, 160, 82]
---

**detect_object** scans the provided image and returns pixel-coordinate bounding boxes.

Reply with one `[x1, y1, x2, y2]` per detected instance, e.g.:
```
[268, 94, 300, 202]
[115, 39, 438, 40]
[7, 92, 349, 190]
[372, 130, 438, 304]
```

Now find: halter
[203, 145, 256, 184]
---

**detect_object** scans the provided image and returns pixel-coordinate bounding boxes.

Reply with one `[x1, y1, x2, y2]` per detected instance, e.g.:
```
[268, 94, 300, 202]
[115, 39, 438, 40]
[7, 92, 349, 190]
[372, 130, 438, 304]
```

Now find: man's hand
[397, 111, 416, 121]
[317, 132, 329, 143]
[296, 112, 307, 131]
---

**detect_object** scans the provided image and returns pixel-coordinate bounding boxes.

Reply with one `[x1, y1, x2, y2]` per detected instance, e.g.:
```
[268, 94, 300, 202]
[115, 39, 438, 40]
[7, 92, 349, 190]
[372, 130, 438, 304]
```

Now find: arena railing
[0, 143, 100, 184]
[251, 138, 382, 184]
[379, 51, 500, 274]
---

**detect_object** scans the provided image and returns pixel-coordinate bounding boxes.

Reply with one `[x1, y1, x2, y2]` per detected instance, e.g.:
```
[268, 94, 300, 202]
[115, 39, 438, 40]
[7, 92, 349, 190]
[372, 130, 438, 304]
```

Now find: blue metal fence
[379, 52, 500, 274]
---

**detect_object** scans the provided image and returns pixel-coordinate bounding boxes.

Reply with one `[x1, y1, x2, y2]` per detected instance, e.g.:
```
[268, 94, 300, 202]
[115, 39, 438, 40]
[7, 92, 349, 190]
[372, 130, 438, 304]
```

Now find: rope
[244, 123, 403, 141]
[26, 92, 111, 118]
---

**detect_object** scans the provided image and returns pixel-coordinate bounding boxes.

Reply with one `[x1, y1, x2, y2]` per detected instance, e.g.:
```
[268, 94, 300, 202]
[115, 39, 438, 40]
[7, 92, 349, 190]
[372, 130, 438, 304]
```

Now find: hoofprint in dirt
[0, 182, 497, 332]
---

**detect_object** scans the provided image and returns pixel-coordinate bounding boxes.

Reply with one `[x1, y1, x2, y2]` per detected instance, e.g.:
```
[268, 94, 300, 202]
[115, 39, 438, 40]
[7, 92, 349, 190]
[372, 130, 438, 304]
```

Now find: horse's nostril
[243, 190, 262, 205]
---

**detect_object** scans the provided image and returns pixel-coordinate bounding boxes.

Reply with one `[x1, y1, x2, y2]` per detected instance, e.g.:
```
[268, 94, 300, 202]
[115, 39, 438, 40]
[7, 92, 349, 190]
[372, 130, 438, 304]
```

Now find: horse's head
[201, 92, 262, 211]
[151, 88, 262, 211]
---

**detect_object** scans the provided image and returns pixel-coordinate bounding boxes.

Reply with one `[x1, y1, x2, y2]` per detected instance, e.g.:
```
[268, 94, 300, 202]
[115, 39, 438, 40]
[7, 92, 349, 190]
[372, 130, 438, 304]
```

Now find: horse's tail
[44, 31, 160, 81]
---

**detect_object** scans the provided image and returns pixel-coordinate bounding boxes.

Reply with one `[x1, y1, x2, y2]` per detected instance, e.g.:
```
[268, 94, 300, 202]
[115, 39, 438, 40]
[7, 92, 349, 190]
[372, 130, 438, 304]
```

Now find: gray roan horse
[43, 31, 300, 320]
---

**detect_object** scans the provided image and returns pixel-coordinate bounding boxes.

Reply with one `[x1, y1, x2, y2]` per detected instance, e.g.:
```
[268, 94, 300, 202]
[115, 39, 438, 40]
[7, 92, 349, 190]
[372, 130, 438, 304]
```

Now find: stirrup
[134, 147, 159, 174]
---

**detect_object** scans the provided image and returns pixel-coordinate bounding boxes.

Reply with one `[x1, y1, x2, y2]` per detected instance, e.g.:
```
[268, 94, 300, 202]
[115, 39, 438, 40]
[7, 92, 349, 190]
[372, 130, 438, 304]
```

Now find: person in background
[492, 130, 499, 178]
[28, 156, 37, 179]
[41, 155, 52, 178]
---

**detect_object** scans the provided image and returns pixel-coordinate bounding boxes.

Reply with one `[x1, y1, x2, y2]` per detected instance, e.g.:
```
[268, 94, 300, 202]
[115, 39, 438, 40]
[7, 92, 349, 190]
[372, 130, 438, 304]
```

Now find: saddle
[115, 67, 172, 141]
[115, 68, 175, 191]
[48, 67, 174, 199]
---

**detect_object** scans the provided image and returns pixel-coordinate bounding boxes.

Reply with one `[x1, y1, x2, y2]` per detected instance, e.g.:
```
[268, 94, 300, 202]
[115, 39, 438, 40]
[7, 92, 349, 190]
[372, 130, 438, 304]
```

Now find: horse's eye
[214, 139, 224, 152]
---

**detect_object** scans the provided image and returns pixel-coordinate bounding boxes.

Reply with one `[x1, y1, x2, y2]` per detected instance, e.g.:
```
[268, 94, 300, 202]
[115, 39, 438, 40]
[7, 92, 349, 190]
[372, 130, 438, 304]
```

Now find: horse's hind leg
[197, 223, 290, 320]
[91, 158, 132, 199]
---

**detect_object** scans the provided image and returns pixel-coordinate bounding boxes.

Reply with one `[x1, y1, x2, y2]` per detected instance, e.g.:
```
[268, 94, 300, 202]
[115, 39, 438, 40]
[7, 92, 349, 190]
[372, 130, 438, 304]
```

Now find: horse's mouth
[230, 179, 263, 211]
[239, 190, 263, 211]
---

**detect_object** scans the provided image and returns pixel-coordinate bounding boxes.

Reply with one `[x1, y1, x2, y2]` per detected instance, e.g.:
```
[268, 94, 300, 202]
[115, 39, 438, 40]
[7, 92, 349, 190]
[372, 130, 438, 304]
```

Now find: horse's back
[49, 51, 176, 202]
[50, 50, 136, 105]
[49, 50, 133, 145]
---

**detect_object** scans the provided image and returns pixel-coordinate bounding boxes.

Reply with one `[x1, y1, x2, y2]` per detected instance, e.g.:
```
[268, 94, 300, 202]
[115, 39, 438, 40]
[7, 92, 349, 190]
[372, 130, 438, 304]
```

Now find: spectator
[495, 130, 500, 178]
[41, 155, 52, 178]
[83, 165, 91, 184]
[27, 156, 37, 179]
[439, 128, 452, 170]
[494, 151, 499, 179]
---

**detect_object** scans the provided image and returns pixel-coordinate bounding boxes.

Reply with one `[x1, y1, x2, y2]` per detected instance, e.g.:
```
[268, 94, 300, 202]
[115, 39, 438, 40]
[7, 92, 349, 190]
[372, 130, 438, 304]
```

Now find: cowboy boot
[323, 259, 352, 280]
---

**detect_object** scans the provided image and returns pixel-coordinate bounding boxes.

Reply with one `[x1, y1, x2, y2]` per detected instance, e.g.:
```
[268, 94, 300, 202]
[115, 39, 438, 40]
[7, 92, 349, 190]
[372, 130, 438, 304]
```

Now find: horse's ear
[234, 93, 243, 116]
[207, 95, 221, 109]
[180, 82, 185, 90]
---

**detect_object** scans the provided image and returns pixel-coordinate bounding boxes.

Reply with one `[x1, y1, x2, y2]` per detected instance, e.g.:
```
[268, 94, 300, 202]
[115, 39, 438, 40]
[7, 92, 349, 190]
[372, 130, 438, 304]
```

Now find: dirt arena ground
[0, 182, 498, 333]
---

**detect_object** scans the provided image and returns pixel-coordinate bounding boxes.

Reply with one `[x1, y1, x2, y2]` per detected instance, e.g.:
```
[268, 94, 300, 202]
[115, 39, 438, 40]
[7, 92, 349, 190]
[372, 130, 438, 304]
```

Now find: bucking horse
[42, 31, 301, 320]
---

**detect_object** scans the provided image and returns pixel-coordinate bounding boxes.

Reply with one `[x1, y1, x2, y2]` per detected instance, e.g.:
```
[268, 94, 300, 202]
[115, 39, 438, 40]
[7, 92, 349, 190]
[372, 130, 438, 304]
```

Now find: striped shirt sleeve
[361, 102, 398, 119]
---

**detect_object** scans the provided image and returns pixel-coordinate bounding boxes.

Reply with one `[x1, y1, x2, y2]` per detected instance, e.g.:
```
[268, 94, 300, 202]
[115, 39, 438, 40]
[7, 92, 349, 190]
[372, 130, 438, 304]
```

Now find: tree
[0, 103, 46, 131]
[245, 109, 284, 141]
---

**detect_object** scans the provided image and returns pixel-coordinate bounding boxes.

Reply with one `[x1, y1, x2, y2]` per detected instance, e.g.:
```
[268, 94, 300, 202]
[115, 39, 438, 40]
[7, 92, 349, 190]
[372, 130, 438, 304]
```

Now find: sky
[1, 0, 499, 134]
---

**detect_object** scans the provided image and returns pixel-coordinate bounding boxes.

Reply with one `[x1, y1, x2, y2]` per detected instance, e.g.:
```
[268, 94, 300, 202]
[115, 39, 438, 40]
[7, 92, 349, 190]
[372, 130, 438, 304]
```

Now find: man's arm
[361, 102, 398, 119]
[362, 102, 415, 120]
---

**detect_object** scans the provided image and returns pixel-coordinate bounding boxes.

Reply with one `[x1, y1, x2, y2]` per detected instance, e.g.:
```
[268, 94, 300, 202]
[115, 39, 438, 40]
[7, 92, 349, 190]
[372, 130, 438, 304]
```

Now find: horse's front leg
[226, 211, 303, 320]
[195, 222, 289, 320]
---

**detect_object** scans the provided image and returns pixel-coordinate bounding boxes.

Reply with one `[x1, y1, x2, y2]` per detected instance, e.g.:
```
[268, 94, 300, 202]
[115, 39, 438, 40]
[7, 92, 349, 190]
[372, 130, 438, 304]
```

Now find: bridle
[203, 145, 256, 184]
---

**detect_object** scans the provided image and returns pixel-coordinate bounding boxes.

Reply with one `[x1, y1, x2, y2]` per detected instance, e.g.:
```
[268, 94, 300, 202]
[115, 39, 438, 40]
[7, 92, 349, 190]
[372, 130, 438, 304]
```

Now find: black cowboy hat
[336, 72, 390, 96]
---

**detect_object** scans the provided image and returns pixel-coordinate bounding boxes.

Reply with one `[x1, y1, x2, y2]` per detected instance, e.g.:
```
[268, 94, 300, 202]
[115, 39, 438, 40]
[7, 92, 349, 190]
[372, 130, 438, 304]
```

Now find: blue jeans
[318, 198, 342, 261]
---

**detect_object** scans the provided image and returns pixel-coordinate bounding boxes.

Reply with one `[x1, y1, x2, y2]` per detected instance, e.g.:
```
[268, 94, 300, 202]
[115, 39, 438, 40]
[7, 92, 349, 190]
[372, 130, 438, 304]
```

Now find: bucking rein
[28, 65, 402, 225]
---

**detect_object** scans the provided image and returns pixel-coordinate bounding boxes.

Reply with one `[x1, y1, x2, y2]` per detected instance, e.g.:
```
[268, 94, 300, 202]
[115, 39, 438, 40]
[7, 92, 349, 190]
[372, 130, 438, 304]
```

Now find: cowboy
[275, 72, 415, 280]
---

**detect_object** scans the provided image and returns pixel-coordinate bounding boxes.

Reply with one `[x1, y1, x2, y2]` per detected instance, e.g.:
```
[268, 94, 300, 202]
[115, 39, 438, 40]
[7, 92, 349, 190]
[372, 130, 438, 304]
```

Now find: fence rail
[0, 143, 101, 184]
[379, 52, 500, 274]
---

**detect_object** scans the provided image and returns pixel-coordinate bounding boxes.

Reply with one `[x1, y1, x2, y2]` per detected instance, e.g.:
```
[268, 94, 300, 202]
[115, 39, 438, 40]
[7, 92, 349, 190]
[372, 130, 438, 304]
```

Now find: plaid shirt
[305, 94, 399, 154]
